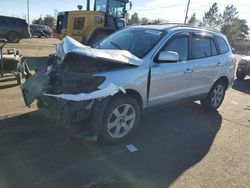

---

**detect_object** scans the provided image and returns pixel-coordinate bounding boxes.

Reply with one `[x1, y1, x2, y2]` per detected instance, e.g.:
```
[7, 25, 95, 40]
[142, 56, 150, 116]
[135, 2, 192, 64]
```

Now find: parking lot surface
[0, 38, 249, 188]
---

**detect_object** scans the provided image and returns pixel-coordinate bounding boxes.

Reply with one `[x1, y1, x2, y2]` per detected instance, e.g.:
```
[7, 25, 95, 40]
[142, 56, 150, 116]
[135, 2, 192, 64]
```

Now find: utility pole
[184, 0, 190, 24]
[27, 0, 30, 24]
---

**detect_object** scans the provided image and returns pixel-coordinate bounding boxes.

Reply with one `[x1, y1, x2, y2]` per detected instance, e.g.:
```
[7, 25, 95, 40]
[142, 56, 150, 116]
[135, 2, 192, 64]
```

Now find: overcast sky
[1, 0, 249, 26]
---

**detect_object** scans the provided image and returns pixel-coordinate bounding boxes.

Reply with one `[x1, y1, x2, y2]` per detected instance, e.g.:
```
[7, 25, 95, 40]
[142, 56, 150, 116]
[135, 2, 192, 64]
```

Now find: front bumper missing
[37, 96, 94, 124]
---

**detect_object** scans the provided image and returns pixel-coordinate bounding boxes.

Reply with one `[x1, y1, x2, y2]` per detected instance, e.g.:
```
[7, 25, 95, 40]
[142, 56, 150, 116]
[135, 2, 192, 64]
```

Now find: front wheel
[201, 80, 226, 111]
[98, 95, 141, 144]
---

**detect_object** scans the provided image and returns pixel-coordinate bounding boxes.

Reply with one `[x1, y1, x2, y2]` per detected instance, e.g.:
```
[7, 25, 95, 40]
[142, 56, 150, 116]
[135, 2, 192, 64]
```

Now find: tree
[32, 14, 56, 29]
[201, 2, 221, 29]
[188, 13, 197, 26]
[32, 17, 43, 25]
[220, 5, 249, 42]
[128, 12, 140, 25]
[140, 17, 149, 25]
[150, 18, 161, 25]
[43, 15, 56, 29]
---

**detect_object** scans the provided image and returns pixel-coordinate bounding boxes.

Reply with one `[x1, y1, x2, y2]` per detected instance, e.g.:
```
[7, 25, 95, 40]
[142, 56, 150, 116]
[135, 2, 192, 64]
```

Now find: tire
[236, 71, 246, 80]
[7, 32, 20, 43]
[201, 80, 226, 111]
[97, 95, 141, 144]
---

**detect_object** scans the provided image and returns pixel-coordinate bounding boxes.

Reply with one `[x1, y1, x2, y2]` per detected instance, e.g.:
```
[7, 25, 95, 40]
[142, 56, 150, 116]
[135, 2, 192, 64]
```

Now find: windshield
[98, 28, 166, 58]
[95, 0, 107, 12]
[109, 0, 126, 18]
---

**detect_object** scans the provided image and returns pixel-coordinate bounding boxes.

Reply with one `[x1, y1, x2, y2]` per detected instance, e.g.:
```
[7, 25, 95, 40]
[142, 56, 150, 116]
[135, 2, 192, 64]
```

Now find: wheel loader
[53, 0, 131, 45]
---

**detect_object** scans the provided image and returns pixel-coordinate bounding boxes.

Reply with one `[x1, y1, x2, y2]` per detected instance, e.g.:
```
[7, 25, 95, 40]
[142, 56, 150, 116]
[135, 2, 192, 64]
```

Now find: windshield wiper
[110, 41, 123, 50]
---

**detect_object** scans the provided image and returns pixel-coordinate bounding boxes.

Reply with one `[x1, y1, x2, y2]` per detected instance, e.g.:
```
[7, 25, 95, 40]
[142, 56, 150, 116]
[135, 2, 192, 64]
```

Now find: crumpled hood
[56, 36, 144, 66]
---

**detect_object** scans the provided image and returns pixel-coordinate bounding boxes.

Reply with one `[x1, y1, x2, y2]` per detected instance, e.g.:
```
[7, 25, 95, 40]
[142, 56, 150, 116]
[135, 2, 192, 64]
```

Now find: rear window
[215, 36, 229, 54]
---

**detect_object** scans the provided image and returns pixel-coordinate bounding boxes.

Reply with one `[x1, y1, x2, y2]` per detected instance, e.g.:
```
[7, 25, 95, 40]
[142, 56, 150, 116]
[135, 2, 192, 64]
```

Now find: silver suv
[22, 25, 235, 143]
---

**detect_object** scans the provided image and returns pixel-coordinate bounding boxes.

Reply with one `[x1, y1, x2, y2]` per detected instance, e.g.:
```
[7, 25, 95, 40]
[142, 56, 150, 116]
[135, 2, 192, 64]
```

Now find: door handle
[184, 68, 193, 73]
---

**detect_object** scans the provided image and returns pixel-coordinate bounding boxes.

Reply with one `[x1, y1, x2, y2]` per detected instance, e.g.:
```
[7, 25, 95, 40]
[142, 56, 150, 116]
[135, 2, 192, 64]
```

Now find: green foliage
[32, 15, 56, 29]
[140, 17, 149, 25]
[220, 5, 249, 43]
[150, 18, 161, 25]
[201, 2, 221, 29]
[128, 12, 140, 25]
[188, 13, 197, 26]
[201, 3, 249, 43]
[127, 13, 162, 25]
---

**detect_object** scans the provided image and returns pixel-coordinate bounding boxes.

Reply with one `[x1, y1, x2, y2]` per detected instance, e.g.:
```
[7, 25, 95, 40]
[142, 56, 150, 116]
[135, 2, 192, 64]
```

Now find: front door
[148, 33, 192, 107]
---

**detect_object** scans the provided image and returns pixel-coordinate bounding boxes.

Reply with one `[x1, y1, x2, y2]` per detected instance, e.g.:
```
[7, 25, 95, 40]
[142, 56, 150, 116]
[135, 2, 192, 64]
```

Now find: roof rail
[159, 22, 220, 33]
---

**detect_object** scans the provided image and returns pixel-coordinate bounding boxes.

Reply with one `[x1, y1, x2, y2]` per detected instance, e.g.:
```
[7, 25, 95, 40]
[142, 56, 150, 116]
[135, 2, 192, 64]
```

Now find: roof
[0, 15, 26, 21]
[128, 23, 220, 33]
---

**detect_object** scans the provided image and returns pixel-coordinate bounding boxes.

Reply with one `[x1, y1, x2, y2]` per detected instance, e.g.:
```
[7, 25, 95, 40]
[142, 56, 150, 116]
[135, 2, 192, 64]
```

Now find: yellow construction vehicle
[53, 0, 131, 45]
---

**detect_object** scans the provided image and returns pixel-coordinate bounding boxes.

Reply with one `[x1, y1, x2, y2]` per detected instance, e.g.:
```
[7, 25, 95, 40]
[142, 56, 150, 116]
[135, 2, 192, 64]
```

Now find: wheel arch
[7, 31, 21, 42]
[125, 89, 143, 110]
[216, 76, 229, 89]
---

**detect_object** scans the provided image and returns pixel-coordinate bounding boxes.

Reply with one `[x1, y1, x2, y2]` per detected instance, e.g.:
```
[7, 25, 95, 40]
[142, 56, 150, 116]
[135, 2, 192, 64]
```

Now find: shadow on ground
[0, 102, 221, 188]
[232, 78, 250, 94]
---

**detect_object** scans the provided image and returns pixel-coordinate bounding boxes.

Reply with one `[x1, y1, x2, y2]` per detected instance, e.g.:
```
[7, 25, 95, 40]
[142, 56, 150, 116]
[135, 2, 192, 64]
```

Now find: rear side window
[193, 36, 218, 59]
[1, 18, 26, 26]
[73, 17, 85, 30]
[215, 36, 229, 54]
[162, 37, 189, 61]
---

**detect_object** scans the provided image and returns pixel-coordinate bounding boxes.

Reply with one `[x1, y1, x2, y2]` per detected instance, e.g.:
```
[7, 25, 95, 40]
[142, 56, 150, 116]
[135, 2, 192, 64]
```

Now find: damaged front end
[21, 36, 142, 124]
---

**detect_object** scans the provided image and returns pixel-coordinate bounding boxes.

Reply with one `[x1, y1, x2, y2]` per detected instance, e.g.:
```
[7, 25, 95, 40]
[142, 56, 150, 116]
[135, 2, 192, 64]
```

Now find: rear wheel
[236, 71, 246, 80]
[201, 80, 226, 111]
[98, 95, 141, 144]
[7, 32, 20, 43]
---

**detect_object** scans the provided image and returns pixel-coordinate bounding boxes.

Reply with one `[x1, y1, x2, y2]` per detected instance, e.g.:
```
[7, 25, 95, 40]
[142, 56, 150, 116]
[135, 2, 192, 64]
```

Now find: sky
[0, 0, 250, 26]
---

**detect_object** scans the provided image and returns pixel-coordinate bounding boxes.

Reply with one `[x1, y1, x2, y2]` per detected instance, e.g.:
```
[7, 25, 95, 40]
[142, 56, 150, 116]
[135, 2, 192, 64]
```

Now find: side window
[215, 36, 229, 54]
[73, 17, 85, 30]
[193, 37, 212, 58]
[162, 36, 189, 61]
[211, 39, 218, 56]
[0, 18, 5, 25]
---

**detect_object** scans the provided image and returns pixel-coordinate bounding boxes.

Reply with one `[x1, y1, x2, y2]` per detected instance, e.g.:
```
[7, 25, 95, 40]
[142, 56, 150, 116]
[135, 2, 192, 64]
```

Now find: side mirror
[157, 51, 179, 63]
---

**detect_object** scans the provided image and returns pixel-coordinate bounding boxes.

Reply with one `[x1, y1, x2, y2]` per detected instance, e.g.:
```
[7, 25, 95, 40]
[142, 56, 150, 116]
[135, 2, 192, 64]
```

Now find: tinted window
[1, 18, 26, 26]
[73, 17, 85, 30]
[162, 36, 189, 61]
[215, 36, 229, 54]
[194, 37, 212, 58]
[211, 39, 218, 56]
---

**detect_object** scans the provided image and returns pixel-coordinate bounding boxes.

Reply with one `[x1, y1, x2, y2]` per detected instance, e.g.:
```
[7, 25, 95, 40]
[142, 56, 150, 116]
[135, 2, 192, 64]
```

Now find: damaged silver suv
[21, 25, 235, 143]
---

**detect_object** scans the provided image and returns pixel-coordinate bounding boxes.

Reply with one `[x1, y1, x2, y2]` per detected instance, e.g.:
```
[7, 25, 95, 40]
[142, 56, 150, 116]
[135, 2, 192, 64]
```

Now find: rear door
[0, 17, 7, 37]
[188, 33, 220, 96]
[148, 33, 192, 107]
